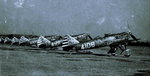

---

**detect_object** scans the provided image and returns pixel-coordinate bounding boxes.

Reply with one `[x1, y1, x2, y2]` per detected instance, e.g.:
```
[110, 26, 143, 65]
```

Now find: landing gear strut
[108, 43, 131, 57]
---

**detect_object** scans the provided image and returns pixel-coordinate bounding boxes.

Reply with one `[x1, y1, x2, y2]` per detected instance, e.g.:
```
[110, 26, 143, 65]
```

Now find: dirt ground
[0, 44, 150, 76]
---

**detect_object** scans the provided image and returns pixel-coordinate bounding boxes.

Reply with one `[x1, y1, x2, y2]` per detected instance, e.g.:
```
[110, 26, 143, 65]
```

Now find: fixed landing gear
[107, 45, 118, 56]
[123, 49, 131, 57]
[108, 44, 131, 57]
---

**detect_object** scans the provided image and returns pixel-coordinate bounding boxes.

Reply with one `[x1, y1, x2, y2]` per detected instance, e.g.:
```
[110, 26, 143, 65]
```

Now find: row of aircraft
[0, 32, 139, 57]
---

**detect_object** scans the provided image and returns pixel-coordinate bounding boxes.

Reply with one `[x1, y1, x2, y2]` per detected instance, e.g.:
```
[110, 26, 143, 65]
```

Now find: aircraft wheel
[124, 54, 131, 57]
[123, 49, 131, 57]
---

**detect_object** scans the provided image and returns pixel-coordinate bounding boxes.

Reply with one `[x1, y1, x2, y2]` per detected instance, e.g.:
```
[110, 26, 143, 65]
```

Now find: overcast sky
[0, 0, 150, 40]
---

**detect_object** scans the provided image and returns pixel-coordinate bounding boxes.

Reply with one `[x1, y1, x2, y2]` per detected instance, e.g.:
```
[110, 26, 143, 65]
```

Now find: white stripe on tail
[62, 35, 79, 48]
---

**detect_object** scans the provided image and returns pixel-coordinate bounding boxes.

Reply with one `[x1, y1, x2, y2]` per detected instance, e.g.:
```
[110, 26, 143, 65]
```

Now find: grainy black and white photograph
[0, 0, 150, 76]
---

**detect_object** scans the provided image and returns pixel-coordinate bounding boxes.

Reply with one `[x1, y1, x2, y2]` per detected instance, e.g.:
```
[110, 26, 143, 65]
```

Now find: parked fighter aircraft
[19, 36, 30, 45]
[37, 33, 93, 48]
[0, 32, 139, 57]
[0, 33, 93, 48]
[62, 32, 139, 57]
[18, 35, 63, 47]
[0, 34, 38, 45]
[49, 33, 92, 48]
[4, 37, 12, 43]
[11, 37, 19, 45]
[35, 35, 63, 48]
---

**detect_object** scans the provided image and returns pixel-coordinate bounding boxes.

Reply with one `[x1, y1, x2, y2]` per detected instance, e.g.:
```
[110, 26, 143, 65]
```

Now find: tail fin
[11, 37, 19, 45]
[4, 37, 11, 43]
[62, 35, 79, 48]
[19, 36, 30, 45]
[37, 36, 51, 48]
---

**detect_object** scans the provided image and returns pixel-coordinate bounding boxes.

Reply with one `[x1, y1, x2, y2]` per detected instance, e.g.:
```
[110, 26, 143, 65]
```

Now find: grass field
[0, 44, 150, 76]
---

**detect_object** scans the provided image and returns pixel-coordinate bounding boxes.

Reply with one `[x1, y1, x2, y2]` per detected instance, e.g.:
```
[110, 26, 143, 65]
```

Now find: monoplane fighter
[62, 32, 139, 57]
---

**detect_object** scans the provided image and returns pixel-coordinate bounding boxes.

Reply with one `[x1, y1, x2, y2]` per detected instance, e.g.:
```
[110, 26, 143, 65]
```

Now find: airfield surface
[0, 44, 150, 76]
